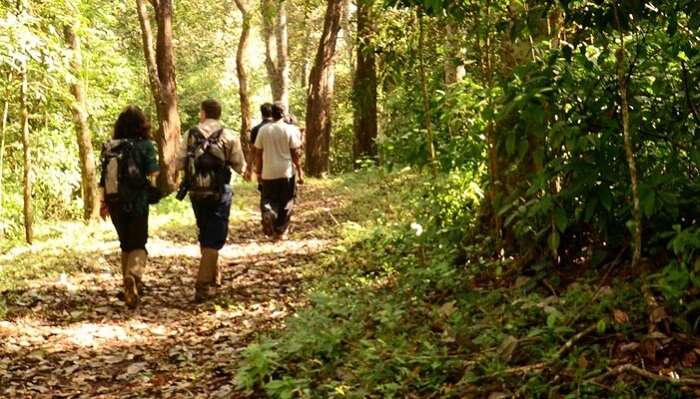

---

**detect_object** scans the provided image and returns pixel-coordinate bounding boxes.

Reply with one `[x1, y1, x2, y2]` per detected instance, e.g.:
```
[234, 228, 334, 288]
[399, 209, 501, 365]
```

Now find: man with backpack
[254, 102, 304, 240]
[177, 99, 246, 303]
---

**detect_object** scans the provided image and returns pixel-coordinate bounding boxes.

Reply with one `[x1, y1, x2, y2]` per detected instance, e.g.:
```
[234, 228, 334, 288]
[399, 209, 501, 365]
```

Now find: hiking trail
[0, 179, 350, 398]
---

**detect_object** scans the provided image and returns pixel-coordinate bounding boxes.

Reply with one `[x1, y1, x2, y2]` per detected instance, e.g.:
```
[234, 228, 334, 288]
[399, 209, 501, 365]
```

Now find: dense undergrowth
[235, 169, 697, 398]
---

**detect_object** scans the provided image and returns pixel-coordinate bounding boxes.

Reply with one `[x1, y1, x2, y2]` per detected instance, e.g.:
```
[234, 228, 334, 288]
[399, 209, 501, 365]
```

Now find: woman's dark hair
[113, 106, 151, 140]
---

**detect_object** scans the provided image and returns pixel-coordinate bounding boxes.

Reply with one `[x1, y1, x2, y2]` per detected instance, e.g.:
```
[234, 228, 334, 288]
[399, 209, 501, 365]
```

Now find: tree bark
[352, 0, 377, 163]
[261, 0, 289, 109]
[64, 23, 100, 222]
[20, 60, 33, 244]
[234, 0, 253, 160]
[305, 0, 345, 176]
[275, 0, 289, 109]
[300, 7, 312, 88]
[136, 0, 161, 105]
[417, 9, 436, 171]
[136, 0, 181, 193]
[444, 22, 465, 85]
[614, 6, 642, 268]
[0, 101, 7, 210]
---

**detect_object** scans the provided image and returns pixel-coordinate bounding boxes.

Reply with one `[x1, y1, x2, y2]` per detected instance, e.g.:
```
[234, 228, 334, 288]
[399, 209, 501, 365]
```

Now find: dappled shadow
[0, 181, 346, 398]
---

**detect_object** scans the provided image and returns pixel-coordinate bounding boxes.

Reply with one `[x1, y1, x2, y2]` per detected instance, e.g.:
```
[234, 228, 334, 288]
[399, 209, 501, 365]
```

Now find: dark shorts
[260, 176, 296, 235]
[108, 203, 149, 252]
[191, 185, 233, 250]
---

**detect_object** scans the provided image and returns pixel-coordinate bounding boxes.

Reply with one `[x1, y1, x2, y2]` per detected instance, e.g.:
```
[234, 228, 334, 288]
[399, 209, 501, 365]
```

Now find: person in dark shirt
[244, 103, 274, 182]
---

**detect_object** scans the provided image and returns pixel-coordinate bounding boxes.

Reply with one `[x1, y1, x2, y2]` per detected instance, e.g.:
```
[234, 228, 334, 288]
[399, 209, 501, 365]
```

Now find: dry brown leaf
[612, 309, 630, 324]
[577, 354, 589, 369]
[682, 351, 698, 368]
[650, 306, 668, 323]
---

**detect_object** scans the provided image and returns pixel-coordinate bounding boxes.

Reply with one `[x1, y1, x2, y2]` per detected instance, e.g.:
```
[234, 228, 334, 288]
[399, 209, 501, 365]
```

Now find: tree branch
[589, 364, 700, 387]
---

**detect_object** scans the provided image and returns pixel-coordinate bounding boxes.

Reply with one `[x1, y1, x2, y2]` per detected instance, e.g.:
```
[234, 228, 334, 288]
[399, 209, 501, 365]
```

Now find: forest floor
[0, 176, 360, 398]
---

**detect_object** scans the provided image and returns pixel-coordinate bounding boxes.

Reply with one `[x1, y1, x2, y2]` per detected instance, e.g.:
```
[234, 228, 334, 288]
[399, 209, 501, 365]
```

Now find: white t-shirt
[254, 120, 302, 180]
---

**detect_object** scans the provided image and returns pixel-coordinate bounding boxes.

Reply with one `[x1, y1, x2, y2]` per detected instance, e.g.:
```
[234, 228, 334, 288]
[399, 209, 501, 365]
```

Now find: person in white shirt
[254, 102, 304, 240]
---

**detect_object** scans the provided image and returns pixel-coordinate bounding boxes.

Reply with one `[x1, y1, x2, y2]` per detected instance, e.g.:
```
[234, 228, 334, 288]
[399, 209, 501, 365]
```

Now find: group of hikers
[99, 100, 304, 308]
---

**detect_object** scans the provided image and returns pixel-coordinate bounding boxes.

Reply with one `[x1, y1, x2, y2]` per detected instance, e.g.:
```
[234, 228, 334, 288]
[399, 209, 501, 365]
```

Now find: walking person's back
[254, 103, 304, 240]
[99, 105, 160, 309]
[177, 99, 246, 302]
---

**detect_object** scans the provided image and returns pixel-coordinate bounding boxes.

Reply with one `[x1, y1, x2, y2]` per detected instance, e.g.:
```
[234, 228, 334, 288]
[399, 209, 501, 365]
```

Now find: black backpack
[101, 139, 146, 209]
[184, 128, 230, 199]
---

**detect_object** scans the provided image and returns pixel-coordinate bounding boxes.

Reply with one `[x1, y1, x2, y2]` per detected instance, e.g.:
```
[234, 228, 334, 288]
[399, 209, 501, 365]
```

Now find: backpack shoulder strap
[209, 128, 225, 141]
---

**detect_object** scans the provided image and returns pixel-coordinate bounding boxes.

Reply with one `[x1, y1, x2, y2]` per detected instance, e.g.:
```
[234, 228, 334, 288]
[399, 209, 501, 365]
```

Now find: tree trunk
[261, 0, 289, 109]
[20, 60, 33, 244]
[614, 7, 642, 268]
[136, 0, 161, 104]
[0, 101, 7, 210]
[275, 0, 289, 109]
[352, 0, 377, 163]
[305, 0, 345, 177]
[136, 0, 181, 193]
[444, 22, 465, 85]
[417, 10, 436, 171]
[64, 23, 100, 222]
[342, 0, 355, 72]
[300, 8, 312, 88]
[234, 0, 253, 160]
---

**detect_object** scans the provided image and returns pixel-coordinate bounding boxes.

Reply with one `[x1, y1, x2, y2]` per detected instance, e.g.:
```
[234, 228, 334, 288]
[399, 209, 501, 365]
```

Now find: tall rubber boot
[116, 251, 130, 302]
[194, 248, 219, 303]
[124, 250, 147, 308]
[120, 251, 129, 281]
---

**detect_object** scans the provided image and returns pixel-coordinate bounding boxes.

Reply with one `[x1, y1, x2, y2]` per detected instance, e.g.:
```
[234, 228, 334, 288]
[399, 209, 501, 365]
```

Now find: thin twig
[466, 322, 597, 383]
[588, 364, 700, 387]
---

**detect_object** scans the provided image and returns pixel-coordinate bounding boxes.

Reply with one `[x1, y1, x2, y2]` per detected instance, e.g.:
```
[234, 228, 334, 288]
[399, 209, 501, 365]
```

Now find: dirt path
[0, 181, 347, 398]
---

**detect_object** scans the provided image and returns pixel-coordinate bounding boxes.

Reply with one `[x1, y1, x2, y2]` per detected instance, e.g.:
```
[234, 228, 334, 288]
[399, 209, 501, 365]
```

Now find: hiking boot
[261, 205, 277, 236]
[193, 283, 215, 303]
[123, 275, 139, 309]
[116, 280, 145, 301]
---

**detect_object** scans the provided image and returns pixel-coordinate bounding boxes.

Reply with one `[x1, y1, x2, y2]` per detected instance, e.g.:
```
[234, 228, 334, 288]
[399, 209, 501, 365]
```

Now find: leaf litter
[1, 183, 346, 398]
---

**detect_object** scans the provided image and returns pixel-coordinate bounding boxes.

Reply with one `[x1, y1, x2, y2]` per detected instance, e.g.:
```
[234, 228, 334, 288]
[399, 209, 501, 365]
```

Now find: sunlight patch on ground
[0, 317, 172, 351]
[145, 237, 333, 261]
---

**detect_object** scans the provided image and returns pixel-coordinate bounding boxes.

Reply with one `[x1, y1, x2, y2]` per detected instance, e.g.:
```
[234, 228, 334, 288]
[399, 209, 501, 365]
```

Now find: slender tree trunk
[417, 10, 436, 171]
[64, 23, 100, 222]
[234, 0, 253, 160]
[261, 0, 279, 97]
[0, 101, 7, 209]
[136, 0, 181, 193]
[352, 0, 377, 162]
[275, 0, 289, 109]
[305, 0, 345, 176]
[614, 6, 642, 268]
[136, 0, 161, 104]
[342, 0, 355, 72]
[484, 0, 502, 239]
[20, 60, 33, 244]
[444, 22, 465, 85]
[300, 9, 312, 88]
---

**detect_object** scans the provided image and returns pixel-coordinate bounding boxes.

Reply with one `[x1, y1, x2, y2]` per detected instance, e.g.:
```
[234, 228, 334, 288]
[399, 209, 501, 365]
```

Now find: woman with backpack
[99, 105, 160, 309]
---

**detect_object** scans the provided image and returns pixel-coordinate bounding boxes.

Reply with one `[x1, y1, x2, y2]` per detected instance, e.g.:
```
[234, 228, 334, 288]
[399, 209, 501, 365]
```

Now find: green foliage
[235, 171, 684, 397]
